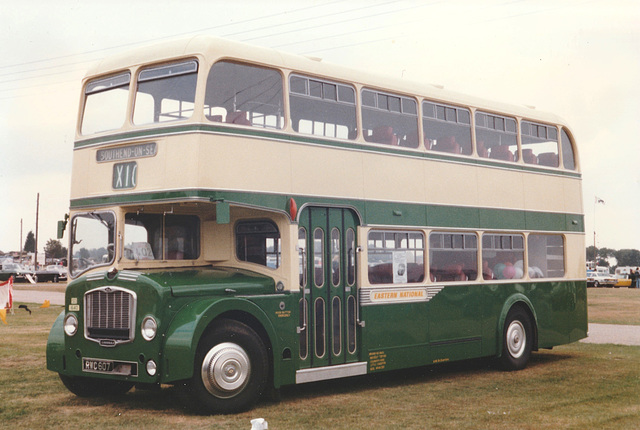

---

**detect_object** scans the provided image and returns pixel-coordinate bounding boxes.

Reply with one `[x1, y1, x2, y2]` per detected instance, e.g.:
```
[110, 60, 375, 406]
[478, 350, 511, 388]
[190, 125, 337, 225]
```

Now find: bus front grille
[84, 287, 136, 346]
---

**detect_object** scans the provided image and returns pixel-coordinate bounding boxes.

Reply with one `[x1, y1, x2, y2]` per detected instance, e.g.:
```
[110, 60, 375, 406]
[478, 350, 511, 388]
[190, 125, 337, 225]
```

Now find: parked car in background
[35, 265, 68, 283]
[0, 262, 35, 283]
[586, 270, 617, 288]
[614, 274, 632, 288]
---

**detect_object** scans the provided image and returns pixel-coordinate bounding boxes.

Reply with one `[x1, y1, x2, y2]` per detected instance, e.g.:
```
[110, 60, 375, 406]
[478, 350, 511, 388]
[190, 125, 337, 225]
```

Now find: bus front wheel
[499, 307, 532, 371]
[187, 319, 269, 414]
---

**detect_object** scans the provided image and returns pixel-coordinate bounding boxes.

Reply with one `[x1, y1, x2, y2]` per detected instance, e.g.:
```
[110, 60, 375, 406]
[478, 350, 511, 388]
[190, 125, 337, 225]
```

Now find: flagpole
[593, 196, 605, 265]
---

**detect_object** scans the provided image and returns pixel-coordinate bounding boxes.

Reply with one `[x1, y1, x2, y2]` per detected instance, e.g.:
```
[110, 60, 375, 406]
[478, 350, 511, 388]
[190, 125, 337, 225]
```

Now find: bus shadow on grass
[279, 350, 574, 402]
[58, 351, 574, 414]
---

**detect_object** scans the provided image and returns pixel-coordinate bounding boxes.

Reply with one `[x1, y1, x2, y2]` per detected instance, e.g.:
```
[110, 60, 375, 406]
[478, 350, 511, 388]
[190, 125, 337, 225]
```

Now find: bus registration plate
[83, 358, 113, 373]
[82, 358, 137, 376]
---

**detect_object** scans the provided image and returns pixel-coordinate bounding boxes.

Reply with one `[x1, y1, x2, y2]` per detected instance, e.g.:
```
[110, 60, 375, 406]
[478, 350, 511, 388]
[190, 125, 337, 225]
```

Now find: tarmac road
[9, 289, 640, 346]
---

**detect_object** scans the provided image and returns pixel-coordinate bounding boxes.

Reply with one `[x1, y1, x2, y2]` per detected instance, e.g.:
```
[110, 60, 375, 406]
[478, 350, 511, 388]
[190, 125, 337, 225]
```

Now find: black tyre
[594, 281, 600, 288]
[186, 319, 269, 414]
[499, 307, 533, 371]
[59, 374, 134, 397]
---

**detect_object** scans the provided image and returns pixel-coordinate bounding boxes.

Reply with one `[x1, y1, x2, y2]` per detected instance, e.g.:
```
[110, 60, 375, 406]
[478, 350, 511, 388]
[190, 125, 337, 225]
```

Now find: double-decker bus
[47, 36, 587, 413]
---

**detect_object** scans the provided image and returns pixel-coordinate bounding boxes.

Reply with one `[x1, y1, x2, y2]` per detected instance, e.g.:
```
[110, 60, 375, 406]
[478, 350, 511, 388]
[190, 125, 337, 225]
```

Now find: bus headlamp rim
[64, 313, 78, 336]
[141, 316, 157, 341]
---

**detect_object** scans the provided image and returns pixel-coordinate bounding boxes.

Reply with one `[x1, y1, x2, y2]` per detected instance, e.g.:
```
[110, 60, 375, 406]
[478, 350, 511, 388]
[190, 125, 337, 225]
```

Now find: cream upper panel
[72, 131, 581, 217]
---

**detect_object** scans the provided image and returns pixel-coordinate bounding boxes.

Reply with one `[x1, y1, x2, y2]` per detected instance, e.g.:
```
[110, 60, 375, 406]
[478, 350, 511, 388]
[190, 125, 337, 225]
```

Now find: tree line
[22, 231, 68, 259]
[587, 246, 640, 269]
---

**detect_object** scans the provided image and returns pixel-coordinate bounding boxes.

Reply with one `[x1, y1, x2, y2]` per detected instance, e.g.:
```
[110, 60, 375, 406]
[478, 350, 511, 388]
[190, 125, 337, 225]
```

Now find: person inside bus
[522, 148, 538, 164]
[490, 145, 514, 161]
[434, 136, 461, 154]
[482, 260, 495, 280]
[476, 141, 489, 158]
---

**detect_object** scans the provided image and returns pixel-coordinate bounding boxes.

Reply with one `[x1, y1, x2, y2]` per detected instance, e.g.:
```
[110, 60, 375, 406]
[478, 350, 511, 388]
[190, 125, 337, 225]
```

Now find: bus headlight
[146, 359, 157, 376]
[64, 314, 78, 336]
[141, 316, 157, 341]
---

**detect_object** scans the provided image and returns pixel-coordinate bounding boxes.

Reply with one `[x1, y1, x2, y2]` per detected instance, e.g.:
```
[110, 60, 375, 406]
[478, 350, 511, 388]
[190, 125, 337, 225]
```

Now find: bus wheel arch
[187, 318, 269, 414]
[498, 301, 537, 370]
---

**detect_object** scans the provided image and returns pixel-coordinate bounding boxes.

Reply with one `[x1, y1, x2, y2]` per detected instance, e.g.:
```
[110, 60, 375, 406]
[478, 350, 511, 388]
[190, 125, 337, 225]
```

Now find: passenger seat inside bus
[433, 136, 461, 154]
[476, 141, 489, 158]
[522, 148, 538, 164]
[489, 145, 514, 161]
[537, 152, 558, 167]
[226, 111, 252, 126]
[368, 126, 398, 145]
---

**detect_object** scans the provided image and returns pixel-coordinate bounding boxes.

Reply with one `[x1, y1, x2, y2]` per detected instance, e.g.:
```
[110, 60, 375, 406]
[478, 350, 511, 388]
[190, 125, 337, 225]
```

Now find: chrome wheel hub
[506, 320, 526, 358]
[201, 342, 250, 398]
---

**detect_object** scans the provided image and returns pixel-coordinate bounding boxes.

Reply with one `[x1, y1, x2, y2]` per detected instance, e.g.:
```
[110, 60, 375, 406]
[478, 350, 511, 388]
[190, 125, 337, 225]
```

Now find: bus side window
[481, 234, 525, 280]
[429, 232, 478, 282]
[367, 230, 424, 285]
[561, 129, 576, 170]
[423, 102, 472, 155]
[289, 75, 357, 140]
[236, 220, 281, 268]
[205, 61, 284, 129]
[521, 121, 559, 167]
[528, 234, 565, 278]
[362, 89, 419, 148]
[475, 112, 517, 162]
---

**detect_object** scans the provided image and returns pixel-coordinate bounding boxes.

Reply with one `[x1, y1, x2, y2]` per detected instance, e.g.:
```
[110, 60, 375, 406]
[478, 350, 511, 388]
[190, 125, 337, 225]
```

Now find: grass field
[587, 287, 640, 325]
[1, 287, 638, 429]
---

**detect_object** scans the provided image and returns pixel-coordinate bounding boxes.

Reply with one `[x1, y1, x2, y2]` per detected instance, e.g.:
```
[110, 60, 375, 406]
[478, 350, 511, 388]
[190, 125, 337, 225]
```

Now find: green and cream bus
[47, 36, 587, 413]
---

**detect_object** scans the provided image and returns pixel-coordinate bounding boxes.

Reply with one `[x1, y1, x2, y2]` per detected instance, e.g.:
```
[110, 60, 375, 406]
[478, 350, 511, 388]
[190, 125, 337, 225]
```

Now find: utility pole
[20, 218, 23, 262]
[35, 193, 39, 270]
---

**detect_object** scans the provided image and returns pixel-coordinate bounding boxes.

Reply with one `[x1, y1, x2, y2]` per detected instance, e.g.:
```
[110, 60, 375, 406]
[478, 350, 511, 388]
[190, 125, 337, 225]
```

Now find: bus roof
[86, 36, 568, 128]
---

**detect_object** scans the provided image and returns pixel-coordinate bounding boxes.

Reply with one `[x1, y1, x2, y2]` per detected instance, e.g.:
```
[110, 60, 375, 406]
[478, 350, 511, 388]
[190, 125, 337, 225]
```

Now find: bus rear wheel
[499, 307, 533, 371]
[187, 319, 269, 414]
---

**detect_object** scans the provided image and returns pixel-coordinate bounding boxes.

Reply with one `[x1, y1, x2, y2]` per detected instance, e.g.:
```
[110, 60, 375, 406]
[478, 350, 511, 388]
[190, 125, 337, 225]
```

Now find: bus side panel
[360, 301, 430, 372]
[162, 297, 293, 386]
[482, 281, 587, 356]
[569, 280, 588, 343]
[427, 285, 483, 363]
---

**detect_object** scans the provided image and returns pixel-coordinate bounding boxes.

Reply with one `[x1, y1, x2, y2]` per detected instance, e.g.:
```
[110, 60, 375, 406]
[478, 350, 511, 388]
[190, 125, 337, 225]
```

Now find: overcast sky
[1, 0, 638, 254]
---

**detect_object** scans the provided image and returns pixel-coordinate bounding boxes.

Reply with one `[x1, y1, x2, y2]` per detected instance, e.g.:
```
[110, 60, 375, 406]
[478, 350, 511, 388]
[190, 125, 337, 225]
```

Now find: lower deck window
[368, 231, 424, 284]
[482, 234, 525, 280]
[124, 213, 200, 260]
[528, 234, 565, 278]
[429, 232, 478, 282]
[236, 220, 281, 269]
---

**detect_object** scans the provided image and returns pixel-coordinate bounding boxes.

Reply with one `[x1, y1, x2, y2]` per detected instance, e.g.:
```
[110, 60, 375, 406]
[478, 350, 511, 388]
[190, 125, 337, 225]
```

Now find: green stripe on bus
[70, 188, 584, 233]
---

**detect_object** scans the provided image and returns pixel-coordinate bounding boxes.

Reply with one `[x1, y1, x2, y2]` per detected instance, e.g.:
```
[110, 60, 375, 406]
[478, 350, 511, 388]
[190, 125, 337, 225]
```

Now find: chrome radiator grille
[84, 287, 136, 345]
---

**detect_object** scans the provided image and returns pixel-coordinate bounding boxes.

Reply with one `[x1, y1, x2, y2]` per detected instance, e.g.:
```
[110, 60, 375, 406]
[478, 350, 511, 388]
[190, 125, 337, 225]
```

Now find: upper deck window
[81, 72, 130, 135]
[561, 129, 576, 170]
[133, 60, 198, 126]
[205, 61, 284, 129]
[475, 112, 518, 162]
[520, 121, 559, 167]
[362, 89, 419, 148]
[289, 75, 357, 140]
[423, 102, 472, 155]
